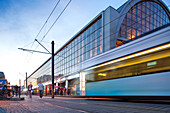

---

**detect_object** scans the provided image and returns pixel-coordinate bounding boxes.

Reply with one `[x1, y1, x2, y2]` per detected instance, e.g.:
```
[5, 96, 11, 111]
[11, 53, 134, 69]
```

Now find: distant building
[27, 0, 170, 96]
[37, 75, 51, 83]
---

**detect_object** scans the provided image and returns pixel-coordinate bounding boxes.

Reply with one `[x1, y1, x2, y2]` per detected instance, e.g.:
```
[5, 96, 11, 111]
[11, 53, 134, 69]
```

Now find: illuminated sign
[147, 61, 157, 66]
[98, 73, 107, 76]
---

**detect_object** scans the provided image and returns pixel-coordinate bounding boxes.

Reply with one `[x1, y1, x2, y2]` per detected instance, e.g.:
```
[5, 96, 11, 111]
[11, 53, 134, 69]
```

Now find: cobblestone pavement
[0, 95, 170, 113]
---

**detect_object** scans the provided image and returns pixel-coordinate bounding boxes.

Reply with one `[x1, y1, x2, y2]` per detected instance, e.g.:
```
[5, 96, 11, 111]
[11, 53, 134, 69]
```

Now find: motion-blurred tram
[82, 26, 170, 99]
[26, 0, 170, 100]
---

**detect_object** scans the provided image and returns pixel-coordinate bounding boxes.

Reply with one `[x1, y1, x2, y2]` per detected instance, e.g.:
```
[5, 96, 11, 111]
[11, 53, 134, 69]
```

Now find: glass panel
[117, 1, 169, 47]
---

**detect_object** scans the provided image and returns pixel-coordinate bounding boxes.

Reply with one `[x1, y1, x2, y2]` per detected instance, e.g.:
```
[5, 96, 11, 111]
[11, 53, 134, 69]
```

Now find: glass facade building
[54, 18, 103, 76]
[27, 0, 170, 96]
[117, 1, 170, 47]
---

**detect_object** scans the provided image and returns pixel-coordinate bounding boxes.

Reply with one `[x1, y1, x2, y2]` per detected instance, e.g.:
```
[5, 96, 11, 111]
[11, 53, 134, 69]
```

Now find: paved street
[0, 95, 170, 113]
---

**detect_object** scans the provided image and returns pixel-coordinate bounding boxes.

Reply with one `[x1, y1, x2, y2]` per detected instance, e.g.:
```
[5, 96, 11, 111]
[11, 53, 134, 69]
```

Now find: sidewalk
[0, 95, 85, 113]
[0, 95, 170, 113]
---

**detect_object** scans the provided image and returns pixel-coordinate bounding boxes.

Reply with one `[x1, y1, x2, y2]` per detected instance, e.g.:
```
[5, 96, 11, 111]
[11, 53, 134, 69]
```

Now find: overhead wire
[35, 0, 61, 41]
[27, 0, 72, 79]
[32, 0, 72, 59]
[27, 0, 61, 53]
[35, 0, 72, 49]
[22, 0, 61, 73]
[22, 41, 35, 48]
[25, 0, 72, 78]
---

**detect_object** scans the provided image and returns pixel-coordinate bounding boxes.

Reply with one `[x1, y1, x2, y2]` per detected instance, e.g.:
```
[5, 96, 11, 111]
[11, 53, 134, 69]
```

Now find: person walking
[55, 88, 57, 95]
[14, 85, 18, 97]
[7, 82, 11, 97]
[28, 82, 32, 98]
[67, 87, 71, 95]
[60, 87, 63, 95]
[38, 81, 43, 98]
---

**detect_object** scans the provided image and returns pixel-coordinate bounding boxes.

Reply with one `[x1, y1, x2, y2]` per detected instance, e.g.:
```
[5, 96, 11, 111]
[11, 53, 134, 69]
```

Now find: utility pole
[26, 72, 27, 88]
[19, 79, 21, 86]
[19, 40, 55, 99]
[51, 41, 54, 98]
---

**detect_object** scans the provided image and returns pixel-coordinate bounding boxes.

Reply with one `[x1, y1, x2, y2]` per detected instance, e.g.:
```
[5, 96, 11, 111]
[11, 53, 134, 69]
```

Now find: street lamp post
[51, 41, 54, 98]
[26, 72, 27, 88]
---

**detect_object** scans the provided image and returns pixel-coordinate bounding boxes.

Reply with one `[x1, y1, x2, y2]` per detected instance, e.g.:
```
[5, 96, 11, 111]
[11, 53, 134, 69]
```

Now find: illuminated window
[117, 1, 170, 47]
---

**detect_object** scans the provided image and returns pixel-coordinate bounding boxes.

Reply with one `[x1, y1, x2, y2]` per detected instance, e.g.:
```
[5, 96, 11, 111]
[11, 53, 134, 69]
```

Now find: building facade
[27, 0, 170, 96]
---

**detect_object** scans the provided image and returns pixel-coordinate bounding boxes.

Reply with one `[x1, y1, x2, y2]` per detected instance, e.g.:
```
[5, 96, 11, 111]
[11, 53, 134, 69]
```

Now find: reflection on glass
[117, 1, 170, 47]
[30, 17, 104, 83]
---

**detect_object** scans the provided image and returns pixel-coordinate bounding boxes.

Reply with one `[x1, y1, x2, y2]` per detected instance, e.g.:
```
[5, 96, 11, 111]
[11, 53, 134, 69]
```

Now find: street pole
[26, 72, 27, 88]
[51, 41, 54, 98]
[19, 79, 21, 98]
[19, 39, 55, 98]
[19, 79, 21, 86]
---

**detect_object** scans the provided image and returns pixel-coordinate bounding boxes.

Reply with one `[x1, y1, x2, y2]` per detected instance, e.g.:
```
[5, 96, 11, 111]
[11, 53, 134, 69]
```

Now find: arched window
[117, 1, 170, 47]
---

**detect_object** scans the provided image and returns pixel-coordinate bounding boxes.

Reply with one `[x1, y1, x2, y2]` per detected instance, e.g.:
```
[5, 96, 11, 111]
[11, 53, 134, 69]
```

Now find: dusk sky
[0, 0, 169, 86]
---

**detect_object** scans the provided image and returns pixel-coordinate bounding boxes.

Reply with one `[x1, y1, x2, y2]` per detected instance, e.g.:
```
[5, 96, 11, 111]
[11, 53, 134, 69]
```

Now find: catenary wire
[35, 0, 61, 41]
[36, 0, 72, 47]
[22, 0, 61, 73]
[28, 0, 61, 52]
[28, 0, 72, 66]
[22, 41, 35, 48]
[28, 0, 72, 69]
[25, 0, 72, 78]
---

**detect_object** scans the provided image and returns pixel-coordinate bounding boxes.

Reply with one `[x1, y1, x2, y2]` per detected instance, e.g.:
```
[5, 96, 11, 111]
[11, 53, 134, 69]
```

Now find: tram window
[85, 48, 170, 83]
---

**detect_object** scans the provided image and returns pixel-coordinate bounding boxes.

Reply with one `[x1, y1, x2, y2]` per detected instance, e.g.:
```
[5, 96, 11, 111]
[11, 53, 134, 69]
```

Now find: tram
[83, 26, 170, 99]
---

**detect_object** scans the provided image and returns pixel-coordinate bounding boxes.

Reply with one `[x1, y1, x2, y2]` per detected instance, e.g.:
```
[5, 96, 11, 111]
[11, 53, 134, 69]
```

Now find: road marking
[43, 102, 89, 113]
[54, 100, 87, 105]
[38, 97, 87, 105]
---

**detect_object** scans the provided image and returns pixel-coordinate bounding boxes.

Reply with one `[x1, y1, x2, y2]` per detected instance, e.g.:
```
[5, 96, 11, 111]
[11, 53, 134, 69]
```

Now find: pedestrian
[38, 81, 43, 98]
[12, 86, 14, 96]
[55, 88, 57, 95]
[50, 89, 52, 95]
[14, 85, 18, 97]
[67, 87, 70, 95]
[57, 87, 60, 95]
[7, 82, 11, 97]
[28, 82, 32, 98]
[60, 87, 63, 95]
[63, 87, 67, 95]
